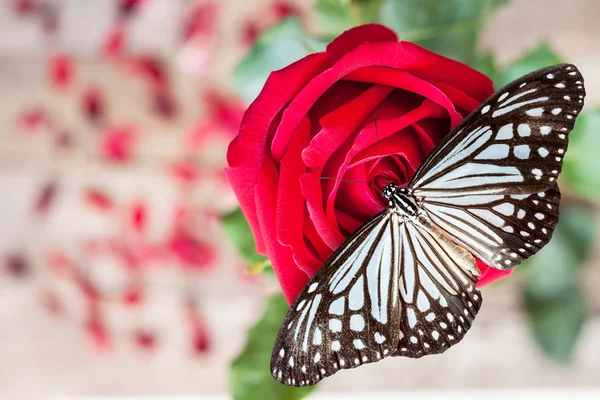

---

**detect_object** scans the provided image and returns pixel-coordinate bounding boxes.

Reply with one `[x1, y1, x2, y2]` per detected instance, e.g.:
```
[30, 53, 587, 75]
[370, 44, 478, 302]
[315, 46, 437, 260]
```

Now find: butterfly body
[271, 64, 585, 387]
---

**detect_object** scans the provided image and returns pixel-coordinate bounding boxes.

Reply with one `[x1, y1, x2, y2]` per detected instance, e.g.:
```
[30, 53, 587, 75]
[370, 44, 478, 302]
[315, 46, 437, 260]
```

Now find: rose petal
[272, 41, 492, 160]
[225, 52, 328, 254]
[276, 117, 322, 272]
[477, 259, 513, 287]
[256, 160, 310, 303]
[325, 24, 398, 66]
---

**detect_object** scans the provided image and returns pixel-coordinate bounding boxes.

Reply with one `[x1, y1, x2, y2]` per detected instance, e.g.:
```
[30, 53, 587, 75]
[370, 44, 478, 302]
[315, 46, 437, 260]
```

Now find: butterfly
[270, 64, 585, 387]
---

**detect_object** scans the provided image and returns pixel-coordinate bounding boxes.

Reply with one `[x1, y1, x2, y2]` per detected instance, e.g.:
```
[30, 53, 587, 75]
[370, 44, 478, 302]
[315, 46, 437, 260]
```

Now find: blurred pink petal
[133, 329, 157, 350]
[152, 90, 177, 119]
[85, 317, 112, 353]
[102, 22, 126, 58]
[204, 90, 245, 133]
[3, 253, 29, 278]
[118, 0, 147, 18]
[168, 161, 201, 185]
[242, 22, 260, 47]
[99, 125, 136, 163]
[186, 300, 210, 355]
[122, 285, 144, 306]
[47, 52, 74, 90]
[40, 290, 64, 316]
[168, 230, 216, 269]
[34, 180, 58, 216]
[13, 0, 37, 16]
[45, 250, 72, 275]
[17, 106, 45, 133]
[273, 1, 299, 18]
[181, 1, 219, 42]
[130, 201, 147, 233]
[128, 56, 168, 92]
[39, 2, 59, 36]
[81, 87, 105, 123]
[54, 130, 73, 150]
[84, 189, 114, 211]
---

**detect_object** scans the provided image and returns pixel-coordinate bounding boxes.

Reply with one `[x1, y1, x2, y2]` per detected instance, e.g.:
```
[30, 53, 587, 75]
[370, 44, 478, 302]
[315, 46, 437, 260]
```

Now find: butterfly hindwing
[271, 210, 402, 387]
[393, 216, 482, 358]
[409, 64, 584, 269]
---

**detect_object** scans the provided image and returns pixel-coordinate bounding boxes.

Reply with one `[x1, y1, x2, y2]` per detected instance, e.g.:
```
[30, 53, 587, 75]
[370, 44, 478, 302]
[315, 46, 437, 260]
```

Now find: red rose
[226, 24, 511, 304]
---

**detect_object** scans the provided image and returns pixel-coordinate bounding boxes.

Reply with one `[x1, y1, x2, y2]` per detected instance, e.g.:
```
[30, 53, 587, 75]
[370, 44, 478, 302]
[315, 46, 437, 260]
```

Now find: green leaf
[222, 208, 268, 266]
[314, 0, 384, 36]
[524, 285, 588, 363]
[473, 52, 500, 83]
[562, 109, 600, 199]
[234, 18, 328, 103]
[377, 0, 507, 65]
[313, 0, 355, 36]
[523, 203, 595, 298]
[230, 294, 317, 400]
[494, 43, 563, 88]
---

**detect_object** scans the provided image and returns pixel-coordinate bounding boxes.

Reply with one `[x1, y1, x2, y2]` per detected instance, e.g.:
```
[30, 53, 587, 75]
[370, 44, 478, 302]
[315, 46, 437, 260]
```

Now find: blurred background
[0, 0, 599, 399]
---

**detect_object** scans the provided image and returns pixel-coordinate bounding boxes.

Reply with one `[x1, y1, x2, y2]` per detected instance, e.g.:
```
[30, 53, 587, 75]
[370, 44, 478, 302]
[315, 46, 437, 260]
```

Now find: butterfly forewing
[271, 210, 402, 387]
[393, 216, 482, 358]
[410, 64, 585, 269]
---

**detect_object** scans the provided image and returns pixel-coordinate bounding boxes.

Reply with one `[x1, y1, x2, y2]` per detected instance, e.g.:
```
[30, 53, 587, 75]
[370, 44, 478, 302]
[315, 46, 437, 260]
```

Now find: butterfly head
[382, 183, 399, 200]
[382, 183, 417, 215]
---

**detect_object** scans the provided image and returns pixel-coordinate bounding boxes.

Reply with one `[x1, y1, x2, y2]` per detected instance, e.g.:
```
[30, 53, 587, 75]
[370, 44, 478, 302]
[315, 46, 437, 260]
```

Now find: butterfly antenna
[374, 116, 388, 186]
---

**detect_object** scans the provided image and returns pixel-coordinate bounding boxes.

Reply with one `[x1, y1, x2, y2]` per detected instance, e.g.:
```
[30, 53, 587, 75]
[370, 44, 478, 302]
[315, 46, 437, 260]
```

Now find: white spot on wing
[514, 145, 530, 159]
[350, 314, 365, 332]
[517, 124, 531, 137]
[496, 124, 513, 140]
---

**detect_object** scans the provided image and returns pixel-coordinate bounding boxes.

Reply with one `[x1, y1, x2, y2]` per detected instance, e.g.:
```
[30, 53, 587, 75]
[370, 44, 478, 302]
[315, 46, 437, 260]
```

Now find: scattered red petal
[130, 201, 147, 233]
[168, 230, 216, 269]
[99, 125, 136, 163]
[54, 130, 73, 150]
[204, 90, 245, 133]
[40, 290, 64, 316]
[35, 180, 58, 216]
[81, 87, 105, 123]
[242, 22, 260, 47]
[102, 22, 127, 58]
[3, 253, 29, 277]
[273, 1, 299, 19]
[181, 1, 219, 42]
[118, 0, 146, 18]
[128, 56, 168, 92]
[85, 317, 112, 353]
[185, 301, 210, 355]
[39, 2, 59, 36]
[13, 0, 37, 16]
[17, 107, 45, 133]
[168, 161, 202, 185]
[152, 90, 177, 119]
[84, 189, 114, 211]
[45, 250, 72, 275]
[48, 53, 74, 90]
[122, 285, 144, 306]
[74, 273, 101, 303]
[133, 329, 157, 350]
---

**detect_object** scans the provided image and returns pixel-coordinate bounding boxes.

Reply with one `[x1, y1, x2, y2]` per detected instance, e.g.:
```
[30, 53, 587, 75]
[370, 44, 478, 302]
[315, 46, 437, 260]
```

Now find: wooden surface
[1, 0, 599, 399]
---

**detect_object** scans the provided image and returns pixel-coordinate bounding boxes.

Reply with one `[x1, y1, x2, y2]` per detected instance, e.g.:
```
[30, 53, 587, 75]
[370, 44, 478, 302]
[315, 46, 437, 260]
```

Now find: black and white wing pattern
[271, 210, 482, 386]
[409, 64, 585, 270]
[271, 210, 403, 387]
[392, 215, 481, 358]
